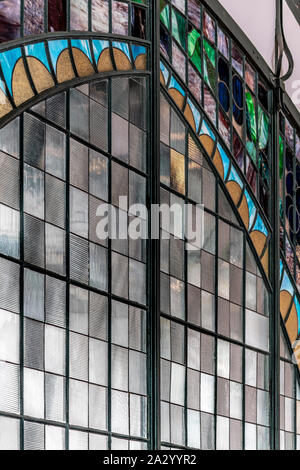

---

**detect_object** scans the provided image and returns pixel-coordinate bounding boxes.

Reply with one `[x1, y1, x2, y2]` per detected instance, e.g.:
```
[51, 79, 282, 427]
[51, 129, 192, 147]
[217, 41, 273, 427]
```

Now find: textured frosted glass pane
[89, 243, 107, 291]
[46, 224, 65, 275]
[170, 277, 185, 319]
[245, 423, 257, 450]
[187, 409, 200, 448]
[245, 349, 257, 386]
[70, 187, 88, 238]
[170, 363, 185, 406]
[45, 325, 65, 375]
[161, 401, 170, 443]
[218, 260, 230, 300]
[89, 338, 108, 386]
[111, 390, 129, 435]
[170, 404, 185, 446]
[112, 345, 128, 391]
[246, 272, 257, 311]
[257, 426, 270, 450]
[217, 340, 230, 378]
[0, 361, 19, 414]
[0, 118, 19, 158]
[285, 397, 295, 433]
[24, 164, 44, 219]
[46, 126, 66, 179]
[24, 368, 44, 419]
[69, 430, 88, 450]
[129, 307, 146, 353]
[69, 379, 88, 427]
[188, 329, 200, 370]
[112, 114, 128, 162]
[129, 259, 146, 304]
[130, 394, 147, 438]
[89, 291, 108, 341]
[0, 416, 20, 450]
[201, 373, 215, 413]
[45, 374, 65, 423]
[89, 384, 107, 430]
[230, 382, 243, 420]
[217, 416, 229, 450]
[24, 421, 44, 450]
[69, 285, 88, 334]
[45, 425, 65, 450]
[112, 301, 128, 347]
[201, 412, 215, 450]
[257, 390, 270, 427]
[111, 438, 128, 450]
[112, 252, 128, 298]
[0, 204, 19, 258]
[69, 332, 88, 381]
[160, 317, 171, 360]
[89, 150, 108, 201]
[129, 350, 147, 395]
[201, 290, 215, 331]
[245, 310, 269, 352]
[0, 310, 19, 363]
[187, 250, 201, 287]
[230, 227, 243, 267]
[130, 440, 148, 450]
[89, 433, 108, 450]
[24, 269, 44, 321]
[70, 90, 89, 140]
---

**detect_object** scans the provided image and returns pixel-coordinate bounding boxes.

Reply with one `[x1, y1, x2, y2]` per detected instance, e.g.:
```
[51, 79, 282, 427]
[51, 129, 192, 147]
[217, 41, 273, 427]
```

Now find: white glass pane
[24, 164, 44, 219]
[187, 409, 200, 449]
[89, 338, 108, 386]
[111, 390, 129, 435]
[70, 187, 88, 238]
[0, 416, 19, 450]
[24, 368, 44, 419]
[45, 425, 65, 450]
[217, 416, 229, 450]
[170, 363, 185, 406]
[0, 309, 19, 363]
[24, 269, 44, 321]
[245, 310, 269, 352]
[217, 340, 230, 378]
[69, 379, 88, 427]
[0, 204, 19, 258]
[69, 285, 88, 335]
[45, 325, 65, 375]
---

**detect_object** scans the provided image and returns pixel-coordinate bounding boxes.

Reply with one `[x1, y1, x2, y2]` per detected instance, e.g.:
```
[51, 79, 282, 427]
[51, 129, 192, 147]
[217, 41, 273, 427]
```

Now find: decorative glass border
[0, 33, 149, 124]
[160, 0, 272, 222]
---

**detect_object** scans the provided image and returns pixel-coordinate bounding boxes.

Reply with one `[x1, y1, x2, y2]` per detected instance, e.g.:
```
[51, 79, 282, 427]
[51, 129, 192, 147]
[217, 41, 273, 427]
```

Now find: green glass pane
[160, 4, 170, 29]
[172, 9, 186, 49]
[203, 38, 215, 67]
[188, 30, 201, 73]
[279, 135, 284, 180]
[258, 106, 269, 150]
[246, 91, 257, 144]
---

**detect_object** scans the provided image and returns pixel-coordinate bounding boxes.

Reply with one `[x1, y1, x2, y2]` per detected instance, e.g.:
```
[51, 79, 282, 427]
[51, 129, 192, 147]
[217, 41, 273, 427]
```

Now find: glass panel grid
[0, 75, 149, 450]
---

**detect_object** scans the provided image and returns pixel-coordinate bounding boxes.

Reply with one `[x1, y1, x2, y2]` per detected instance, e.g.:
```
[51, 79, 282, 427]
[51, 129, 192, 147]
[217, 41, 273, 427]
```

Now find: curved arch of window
[0, 33, 149, 126]
[160, 58, 270, 278]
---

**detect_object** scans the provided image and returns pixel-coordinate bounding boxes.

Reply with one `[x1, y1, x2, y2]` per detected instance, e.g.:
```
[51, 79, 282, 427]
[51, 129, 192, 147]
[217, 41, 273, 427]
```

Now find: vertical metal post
[271, 83, 281, 450]
[150, 0, 161, 450]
